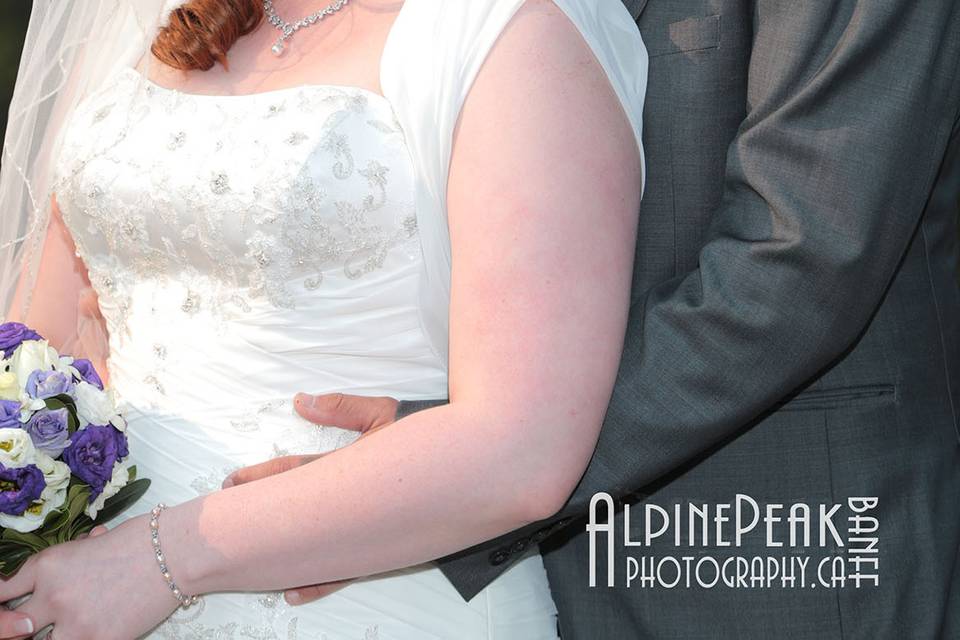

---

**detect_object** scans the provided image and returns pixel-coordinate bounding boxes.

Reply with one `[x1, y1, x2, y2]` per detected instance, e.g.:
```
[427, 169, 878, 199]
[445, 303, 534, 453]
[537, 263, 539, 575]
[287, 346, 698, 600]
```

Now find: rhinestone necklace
[263, 0, 351, 57]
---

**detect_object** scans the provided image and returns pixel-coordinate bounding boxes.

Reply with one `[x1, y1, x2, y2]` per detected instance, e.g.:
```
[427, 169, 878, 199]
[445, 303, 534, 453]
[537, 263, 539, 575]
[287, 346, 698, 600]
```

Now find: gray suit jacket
[399, 1, 960, 637]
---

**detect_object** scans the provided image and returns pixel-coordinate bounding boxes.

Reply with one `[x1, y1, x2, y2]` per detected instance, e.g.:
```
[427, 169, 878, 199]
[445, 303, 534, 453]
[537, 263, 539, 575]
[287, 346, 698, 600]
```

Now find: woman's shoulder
[378, 0, 647, 363]
[383, 0, 647, 117]
[382, 0, 647, 163]
[388, 0, 644, 59]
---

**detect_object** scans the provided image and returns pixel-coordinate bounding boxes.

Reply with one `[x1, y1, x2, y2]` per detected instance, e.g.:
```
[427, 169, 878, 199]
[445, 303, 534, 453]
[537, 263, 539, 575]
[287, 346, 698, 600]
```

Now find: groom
[223, 1, 960, 638]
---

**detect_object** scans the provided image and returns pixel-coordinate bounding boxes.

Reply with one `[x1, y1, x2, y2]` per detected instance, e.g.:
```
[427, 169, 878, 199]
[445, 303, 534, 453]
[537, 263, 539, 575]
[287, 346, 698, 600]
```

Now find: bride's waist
[114, 397, 365, 499]
[104, 280, 447, 410]
[109, 345, 446, 416]
[121, 392, 360, 453]
[97, 256, 427, 339]
[106, 316, 447, 422]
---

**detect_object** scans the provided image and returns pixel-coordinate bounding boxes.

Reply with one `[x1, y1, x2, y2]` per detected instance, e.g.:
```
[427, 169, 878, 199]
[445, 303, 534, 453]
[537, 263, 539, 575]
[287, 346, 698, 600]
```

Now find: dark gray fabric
[399, 1, 960, 637]
[394, 399, 445, 421]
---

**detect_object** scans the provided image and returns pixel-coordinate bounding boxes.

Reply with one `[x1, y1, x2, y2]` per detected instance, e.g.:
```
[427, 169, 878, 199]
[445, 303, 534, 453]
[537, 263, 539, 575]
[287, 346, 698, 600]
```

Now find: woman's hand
[0, 514, 179, 640]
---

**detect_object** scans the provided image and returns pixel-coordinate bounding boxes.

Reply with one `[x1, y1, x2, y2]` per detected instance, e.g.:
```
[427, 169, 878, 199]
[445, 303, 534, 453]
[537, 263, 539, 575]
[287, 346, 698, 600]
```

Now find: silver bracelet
[150, 503, 201, 609]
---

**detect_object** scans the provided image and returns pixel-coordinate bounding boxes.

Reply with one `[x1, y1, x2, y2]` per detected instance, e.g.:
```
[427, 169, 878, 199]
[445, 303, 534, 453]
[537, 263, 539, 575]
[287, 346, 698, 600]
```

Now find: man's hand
[222, 392, 398, 488]
[292, 392, 399, 435]
[220, 392, 399, 605]
[221, 453, 327, 489]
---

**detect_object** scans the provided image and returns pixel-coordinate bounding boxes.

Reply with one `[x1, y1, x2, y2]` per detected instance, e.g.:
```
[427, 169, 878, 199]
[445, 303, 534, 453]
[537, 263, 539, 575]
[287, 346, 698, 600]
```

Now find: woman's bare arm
[154, 1, 642, 595]
[7, 195, 108, 377]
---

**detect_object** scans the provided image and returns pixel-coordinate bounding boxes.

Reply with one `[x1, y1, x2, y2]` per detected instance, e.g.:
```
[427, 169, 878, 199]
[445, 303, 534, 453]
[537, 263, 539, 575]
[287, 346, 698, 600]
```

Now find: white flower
[74, 381, 124, 431]
[0, 452, 71, 533]
[5, 341, 59, 411]
[0, 428, 36, 468]
[8, 340, 57, 388]
[85, 462, 129, 520]
[18, 397, 46, 416]
[55, 354, 75, 375]
[61, 358, 86, 385]
[37, 452, 70, 496]
[0, 370, 18, 401]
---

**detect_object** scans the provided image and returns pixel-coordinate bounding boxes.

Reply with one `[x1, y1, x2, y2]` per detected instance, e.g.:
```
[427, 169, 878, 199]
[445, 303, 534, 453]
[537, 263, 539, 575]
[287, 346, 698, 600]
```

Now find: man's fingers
[294, 393, 398, 433]
[222, 454, 323, 489]
[228, 394, 400, 490]
[284, 580, 353, 605]
[88, 525, 109, 538]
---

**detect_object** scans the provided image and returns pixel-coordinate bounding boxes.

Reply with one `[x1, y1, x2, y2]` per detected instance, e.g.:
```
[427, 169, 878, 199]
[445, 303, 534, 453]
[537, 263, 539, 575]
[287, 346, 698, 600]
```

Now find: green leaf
[40, 502, 69, 530]
[0, 539, 34, 557]
[65, 483, 92, 523]
[67, 514, 95, 541]
[91, 478, 151, 524]
[48, 393, 77, 412]
[1, 528, 47, 553]
[0, 544, 34, 578]
[44, 394, 79, 432]
[127, 465, 137, 482]
[37, 505, 71, 545]
[55, 483, 94, 542]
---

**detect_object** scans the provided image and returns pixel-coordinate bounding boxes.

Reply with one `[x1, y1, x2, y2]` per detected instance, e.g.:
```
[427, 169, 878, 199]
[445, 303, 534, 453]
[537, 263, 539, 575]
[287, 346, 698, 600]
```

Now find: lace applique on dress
[53, 69, 419, 340]
[153, 592, 380, 639]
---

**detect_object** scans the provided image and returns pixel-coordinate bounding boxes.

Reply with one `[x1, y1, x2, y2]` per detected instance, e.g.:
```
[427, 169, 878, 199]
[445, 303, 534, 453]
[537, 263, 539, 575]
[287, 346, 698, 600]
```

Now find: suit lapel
[626, 0, 649, 21]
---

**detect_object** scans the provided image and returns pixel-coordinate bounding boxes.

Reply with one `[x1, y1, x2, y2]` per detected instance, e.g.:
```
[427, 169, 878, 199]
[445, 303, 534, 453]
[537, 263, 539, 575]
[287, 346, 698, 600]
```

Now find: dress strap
[381, 0, 648, 366]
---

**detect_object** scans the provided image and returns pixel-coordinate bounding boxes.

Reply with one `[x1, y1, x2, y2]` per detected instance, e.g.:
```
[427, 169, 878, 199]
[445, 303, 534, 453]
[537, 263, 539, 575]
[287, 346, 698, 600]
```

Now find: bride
[0, 0, 645, 637]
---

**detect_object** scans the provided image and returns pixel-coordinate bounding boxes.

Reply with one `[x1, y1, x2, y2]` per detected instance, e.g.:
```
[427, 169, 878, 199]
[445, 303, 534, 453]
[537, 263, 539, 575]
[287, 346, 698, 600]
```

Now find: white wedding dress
[48, 1, 647, 638]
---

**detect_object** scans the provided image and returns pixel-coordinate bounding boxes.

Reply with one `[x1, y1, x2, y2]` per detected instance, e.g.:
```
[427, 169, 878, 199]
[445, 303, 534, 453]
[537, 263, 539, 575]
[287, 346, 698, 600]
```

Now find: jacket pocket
[775, 383, 898, 412]
[645, 14, 721, 58]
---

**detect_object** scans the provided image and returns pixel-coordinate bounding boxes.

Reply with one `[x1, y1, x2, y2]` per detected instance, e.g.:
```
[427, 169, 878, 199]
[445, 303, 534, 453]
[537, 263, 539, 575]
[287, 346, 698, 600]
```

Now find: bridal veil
[0, 0, 183, 355]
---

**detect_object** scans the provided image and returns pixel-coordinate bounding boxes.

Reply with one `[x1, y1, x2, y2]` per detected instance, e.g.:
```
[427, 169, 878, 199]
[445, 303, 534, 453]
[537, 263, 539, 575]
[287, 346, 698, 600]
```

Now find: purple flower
[0, 323, 43, 359]
[0, 463, 46, 515]
[71, 359, 104, 390]
[25, 369, 74, 400]
[62, 424, 128, 498]
[0, 401, 20, 429]
[24, 408, 71, 457]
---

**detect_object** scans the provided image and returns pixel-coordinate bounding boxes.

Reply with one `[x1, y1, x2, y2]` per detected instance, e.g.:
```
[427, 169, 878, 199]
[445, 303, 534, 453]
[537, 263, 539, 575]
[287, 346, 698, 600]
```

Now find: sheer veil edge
[0, 0, 175, 353]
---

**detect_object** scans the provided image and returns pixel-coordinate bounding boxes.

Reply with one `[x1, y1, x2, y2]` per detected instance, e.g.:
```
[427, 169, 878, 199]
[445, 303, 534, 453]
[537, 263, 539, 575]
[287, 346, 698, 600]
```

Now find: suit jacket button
[490, 550, 509, 566]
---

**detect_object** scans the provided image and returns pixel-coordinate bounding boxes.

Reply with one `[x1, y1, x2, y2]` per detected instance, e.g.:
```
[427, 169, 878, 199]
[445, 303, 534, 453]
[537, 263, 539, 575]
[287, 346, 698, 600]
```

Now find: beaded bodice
[52, 66, 446, 418]
[54, 67, 421, 338]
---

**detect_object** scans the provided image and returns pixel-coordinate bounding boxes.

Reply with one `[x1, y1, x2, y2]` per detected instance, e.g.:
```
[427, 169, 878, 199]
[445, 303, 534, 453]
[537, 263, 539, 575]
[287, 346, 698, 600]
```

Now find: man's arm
[430, 0, 960, 598]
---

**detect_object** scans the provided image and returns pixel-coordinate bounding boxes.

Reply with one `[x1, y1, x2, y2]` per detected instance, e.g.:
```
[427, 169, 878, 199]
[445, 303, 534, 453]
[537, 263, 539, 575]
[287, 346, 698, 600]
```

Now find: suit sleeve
[417, 0, 960, 600]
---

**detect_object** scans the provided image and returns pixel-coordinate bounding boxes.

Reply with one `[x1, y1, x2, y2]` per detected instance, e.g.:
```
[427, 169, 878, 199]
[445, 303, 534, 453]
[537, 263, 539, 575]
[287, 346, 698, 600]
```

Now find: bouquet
[0, 322, 149, 577]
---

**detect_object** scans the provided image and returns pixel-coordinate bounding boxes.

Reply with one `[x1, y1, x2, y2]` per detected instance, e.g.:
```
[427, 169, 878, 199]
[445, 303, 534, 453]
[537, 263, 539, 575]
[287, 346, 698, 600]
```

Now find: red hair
[151, 0, 265, 71]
